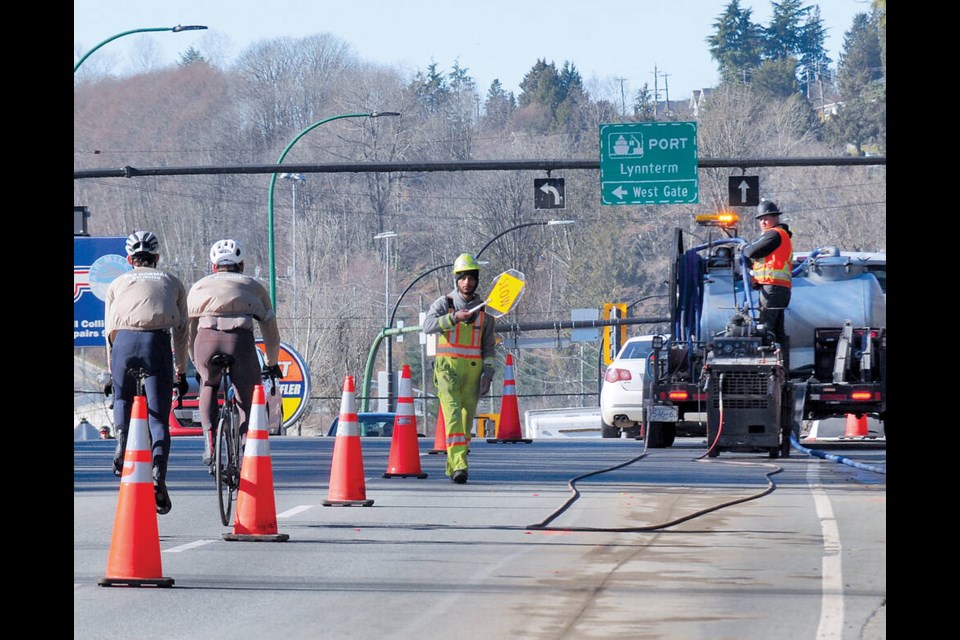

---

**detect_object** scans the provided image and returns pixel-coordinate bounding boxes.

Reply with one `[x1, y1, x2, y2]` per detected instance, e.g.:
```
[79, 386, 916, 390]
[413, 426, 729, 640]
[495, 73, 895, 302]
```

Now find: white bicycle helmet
[210, 238, 243, 265]
[125, 230, 159, 256]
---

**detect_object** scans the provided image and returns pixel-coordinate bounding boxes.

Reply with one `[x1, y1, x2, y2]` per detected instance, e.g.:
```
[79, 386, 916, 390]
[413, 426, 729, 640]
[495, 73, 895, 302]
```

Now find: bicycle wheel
[215, 408, 235, 526]
[230, 401, 243, 484]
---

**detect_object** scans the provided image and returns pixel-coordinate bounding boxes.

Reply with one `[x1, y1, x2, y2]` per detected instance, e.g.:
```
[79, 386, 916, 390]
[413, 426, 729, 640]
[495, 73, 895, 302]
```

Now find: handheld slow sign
[468, 269, 526, 318]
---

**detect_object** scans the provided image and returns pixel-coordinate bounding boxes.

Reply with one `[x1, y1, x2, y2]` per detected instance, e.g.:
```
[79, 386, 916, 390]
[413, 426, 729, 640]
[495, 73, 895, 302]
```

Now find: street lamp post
[279, 173, 305, 338]
[74, 25, 208, 73]
[374, 231, 398, 411]
[475, 219, 576, 258]
[267, 111, 400, 308]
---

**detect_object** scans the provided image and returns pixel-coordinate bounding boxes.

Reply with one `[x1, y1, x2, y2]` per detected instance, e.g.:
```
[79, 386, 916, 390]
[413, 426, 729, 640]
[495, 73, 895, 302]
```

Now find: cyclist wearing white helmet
[103, 230, 190, 515]
[187, 238, 282, 469]
[422, 253, 497, 485]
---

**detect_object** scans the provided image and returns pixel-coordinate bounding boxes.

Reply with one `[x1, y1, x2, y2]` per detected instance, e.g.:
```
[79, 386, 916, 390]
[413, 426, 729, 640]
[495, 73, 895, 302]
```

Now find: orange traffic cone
[223, 385, 289, 542]
[383, 365, 428, 478]
[844, 413, 869, 438]
[323, 376, 374, 506]
[428, 405, 447, 455]
[98, 395, 174, 587]
[488, 353, 531, 444]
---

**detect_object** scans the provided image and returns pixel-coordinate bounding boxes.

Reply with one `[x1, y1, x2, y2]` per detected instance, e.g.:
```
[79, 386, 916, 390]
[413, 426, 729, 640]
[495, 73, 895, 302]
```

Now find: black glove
[103, 382, 113, 397]
[261, 364, 283, 380]
[175, 373, 189, 397]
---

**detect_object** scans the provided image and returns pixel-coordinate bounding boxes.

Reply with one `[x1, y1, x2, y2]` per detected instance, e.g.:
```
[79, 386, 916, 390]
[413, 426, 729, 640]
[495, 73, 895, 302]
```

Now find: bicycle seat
[210, 353, 236, 368]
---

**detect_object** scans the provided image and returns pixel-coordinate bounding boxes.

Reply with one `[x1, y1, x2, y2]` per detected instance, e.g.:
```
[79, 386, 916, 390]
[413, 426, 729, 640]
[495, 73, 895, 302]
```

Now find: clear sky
[74, 0, 872, 103]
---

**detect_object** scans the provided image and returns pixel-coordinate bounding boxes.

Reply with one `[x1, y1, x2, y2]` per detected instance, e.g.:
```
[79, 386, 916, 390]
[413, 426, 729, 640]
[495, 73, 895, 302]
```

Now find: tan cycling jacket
[186, 271, 281, 366]
[103, 266, 190, 376]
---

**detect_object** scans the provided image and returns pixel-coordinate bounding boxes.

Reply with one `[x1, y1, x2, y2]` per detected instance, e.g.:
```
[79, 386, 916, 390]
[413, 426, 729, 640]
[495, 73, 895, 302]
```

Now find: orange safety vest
[436, 308, 485, 360]
[752, 227, 793, 288]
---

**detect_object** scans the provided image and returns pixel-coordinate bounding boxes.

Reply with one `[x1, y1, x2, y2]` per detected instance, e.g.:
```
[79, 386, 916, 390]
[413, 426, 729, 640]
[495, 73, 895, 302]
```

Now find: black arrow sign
[534, 178, 565, 209]
[728, 176, 759, 207]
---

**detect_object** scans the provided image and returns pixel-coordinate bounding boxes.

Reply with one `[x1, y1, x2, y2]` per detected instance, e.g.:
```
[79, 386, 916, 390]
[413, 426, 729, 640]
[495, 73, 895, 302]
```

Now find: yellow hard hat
[452, 253, 480, 274]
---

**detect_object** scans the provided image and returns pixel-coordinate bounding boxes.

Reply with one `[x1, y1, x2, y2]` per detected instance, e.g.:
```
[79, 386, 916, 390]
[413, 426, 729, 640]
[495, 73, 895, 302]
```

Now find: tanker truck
[642, 211, 886, 457]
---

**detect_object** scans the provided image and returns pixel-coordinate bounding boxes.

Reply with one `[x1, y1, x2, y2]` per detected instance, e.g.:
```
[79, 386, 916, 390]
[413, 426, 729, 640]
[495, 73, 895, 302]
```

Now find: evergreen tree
[706, 0, 764, 85]
[409, 62, 449, 114]
[825, 11, 886, 154]
[797, 6, 832, 93]
[178, 46, 206, 66]
[752, 57, 802, 99]
[517, 59, 561, 111]
[483, 79, 516, 131]
[554, 61, 589, 135]
[632, 83, 656, 120]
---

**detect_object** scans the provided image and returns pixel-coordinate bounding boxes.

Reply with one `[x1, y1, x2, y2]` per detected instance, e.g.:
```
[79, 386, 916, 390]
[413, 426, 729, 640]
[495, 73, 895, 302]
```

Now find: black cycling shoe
[452, 470, 468, 484]
[154, 481, 172, 515]
[112, 458, 124, 478]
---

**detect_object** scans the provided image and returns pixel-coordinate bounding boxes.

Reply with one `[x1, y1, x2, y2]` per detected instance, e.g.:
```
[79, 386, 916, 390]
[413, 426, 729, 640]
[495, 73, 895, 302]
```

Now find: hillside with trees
[74, 1, 886, 431]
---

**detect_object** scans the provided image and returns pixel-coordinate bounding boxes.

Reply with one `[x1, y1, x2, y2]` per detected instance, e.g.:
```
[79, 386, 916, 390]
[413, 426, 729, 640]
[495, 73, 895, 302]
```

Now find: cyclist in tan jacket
[187, 239, 281, 469]
[103, 230, 189, 515]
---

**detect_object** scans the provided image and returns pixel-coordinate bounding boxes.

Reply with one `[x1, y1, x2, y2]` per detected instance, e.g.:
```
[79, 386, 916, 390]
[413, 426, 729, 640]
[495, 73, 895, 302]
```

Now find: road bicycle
[210, 354, 283, 526]
[120, 367, 184, 515]
[211, 354, 243, 526]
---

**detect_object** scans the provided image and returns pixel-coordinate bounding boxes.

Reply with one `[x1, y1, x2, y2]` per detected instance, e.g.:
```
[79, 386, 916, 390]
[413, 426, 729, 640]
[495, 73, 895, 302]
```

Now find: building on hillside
[689, 88, 714, 118]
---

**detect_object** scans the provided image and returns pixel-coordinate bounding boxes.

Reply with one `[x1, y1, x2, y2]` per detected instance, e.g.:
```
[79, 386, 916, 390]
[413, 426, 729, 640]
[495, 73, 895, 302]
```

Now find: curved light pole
[74, 25, 208, 73]
[374, 231, 398, 411]
[360, 220, 576, 410]
[279, 173, 305, 338]
[475, 219, 576, 258]
[267, 111, 400, 307]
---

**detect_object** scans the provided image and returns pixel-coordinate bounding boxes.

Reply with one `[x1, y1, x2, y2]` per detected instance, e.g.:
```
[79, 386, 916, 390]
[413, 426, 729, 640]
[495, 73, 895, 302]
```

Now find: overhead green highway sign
[599, 121, 698, 205]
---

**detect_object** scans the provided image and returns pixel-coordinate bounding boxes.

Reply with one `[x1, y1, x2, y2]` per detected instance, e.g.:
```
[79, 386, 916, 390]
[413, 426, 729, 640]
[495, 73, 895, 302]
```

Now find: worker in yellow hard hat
[422, 253, 496, 484]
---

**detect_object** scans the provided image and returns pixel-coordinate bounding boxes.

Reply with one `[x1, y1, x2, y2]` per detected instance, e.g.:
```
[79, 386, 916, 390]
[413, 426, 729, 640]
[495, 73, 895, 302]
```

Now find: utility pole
[652, 65, 659, 121]
[615, 77, 628, 117]
[659, 72, 671, 116]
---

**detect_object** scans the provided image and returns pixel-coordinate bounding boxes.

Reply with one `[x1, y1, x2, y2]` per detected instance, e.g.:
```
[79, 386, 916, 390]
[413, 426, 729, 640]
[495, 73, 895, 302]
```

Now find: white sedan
[599, 335, 658, 439]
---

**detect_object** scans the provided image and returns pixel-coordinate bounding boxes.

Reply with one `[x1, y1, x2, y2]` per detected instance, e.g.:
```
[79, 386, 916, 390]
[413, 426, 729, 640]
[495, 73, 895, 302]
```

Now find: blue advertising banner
[74, 237, 130, 347]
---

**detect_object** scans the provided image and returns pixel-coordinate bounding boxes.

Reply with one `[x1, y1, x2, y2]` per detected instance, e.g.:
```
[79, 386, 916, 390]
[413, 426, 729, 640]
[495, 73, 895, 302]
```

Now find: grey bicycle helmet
[125, 230, 160, 256]
[210, 238, 243, 265]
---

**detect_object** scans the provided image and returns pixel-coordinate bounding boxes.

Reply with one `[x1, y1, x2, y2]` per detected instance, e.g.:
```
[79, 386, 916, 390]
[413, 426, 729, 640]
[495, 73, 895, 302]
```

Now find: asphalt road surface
[74, 434, 886, 639]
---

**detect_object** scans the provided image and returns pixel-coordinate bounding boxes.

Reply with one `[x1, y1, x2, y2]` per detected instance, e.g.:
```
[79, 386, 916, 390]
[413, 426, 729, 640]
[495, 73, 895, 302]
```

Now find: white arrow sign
[737, 179, 751, 202]
[612, 186, 627, 199]
[539, 183, 561, 206]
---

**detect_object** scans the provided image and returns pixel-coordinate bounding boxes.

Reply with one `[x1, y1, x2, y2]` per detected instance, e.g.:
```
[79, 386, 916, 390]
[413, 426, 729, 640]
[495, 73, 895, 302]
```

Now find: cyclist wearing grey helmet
[103, 230, 189, 515]
[187, 239, 282, 470]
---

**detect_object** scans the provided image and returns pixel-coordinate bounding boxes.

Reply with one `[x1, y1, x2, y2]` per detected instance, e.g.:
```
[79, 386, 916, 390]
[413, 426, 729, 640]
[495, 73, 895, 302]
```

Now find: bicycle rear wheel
[215, 407, 237, 526]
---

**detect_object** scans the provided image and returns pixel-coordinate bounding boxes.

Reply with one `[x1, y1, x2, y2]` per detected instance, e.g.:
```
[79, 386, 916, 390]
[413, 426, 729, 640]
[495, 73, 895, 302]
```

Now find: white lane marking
[164, 539, 217, 553]
[808, 463, 844, 640]
[278, 505, 313, 518]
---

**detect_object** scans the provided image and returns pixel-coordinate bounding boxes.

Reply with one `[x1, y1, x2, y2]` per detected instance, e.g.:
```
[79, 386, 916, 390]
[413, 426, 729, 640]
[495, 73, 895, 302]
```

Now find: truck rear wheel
[646, 422, 675, 448]
[663, 423, 676, 447]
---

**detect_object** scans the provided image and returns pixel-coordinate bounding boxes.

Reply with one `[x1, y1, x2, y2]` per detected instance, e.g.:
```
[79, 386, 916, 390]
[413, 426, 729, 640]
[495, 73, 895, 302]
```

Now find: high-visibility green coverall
[423, 289, 496, 477]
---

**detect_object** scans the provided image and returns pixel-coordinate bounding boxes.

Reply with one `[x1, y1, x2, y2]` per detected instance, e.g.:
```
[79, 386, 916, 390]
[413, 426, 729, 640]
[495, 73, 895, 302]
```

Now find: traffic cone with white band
[428, 405, 447, 455]
[223, 384, 289, 542]
[323, 376, 374, 506]
[98, 395, 174, 587]
[488, 353, 531, 444]
[383, 365, 428, 478]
